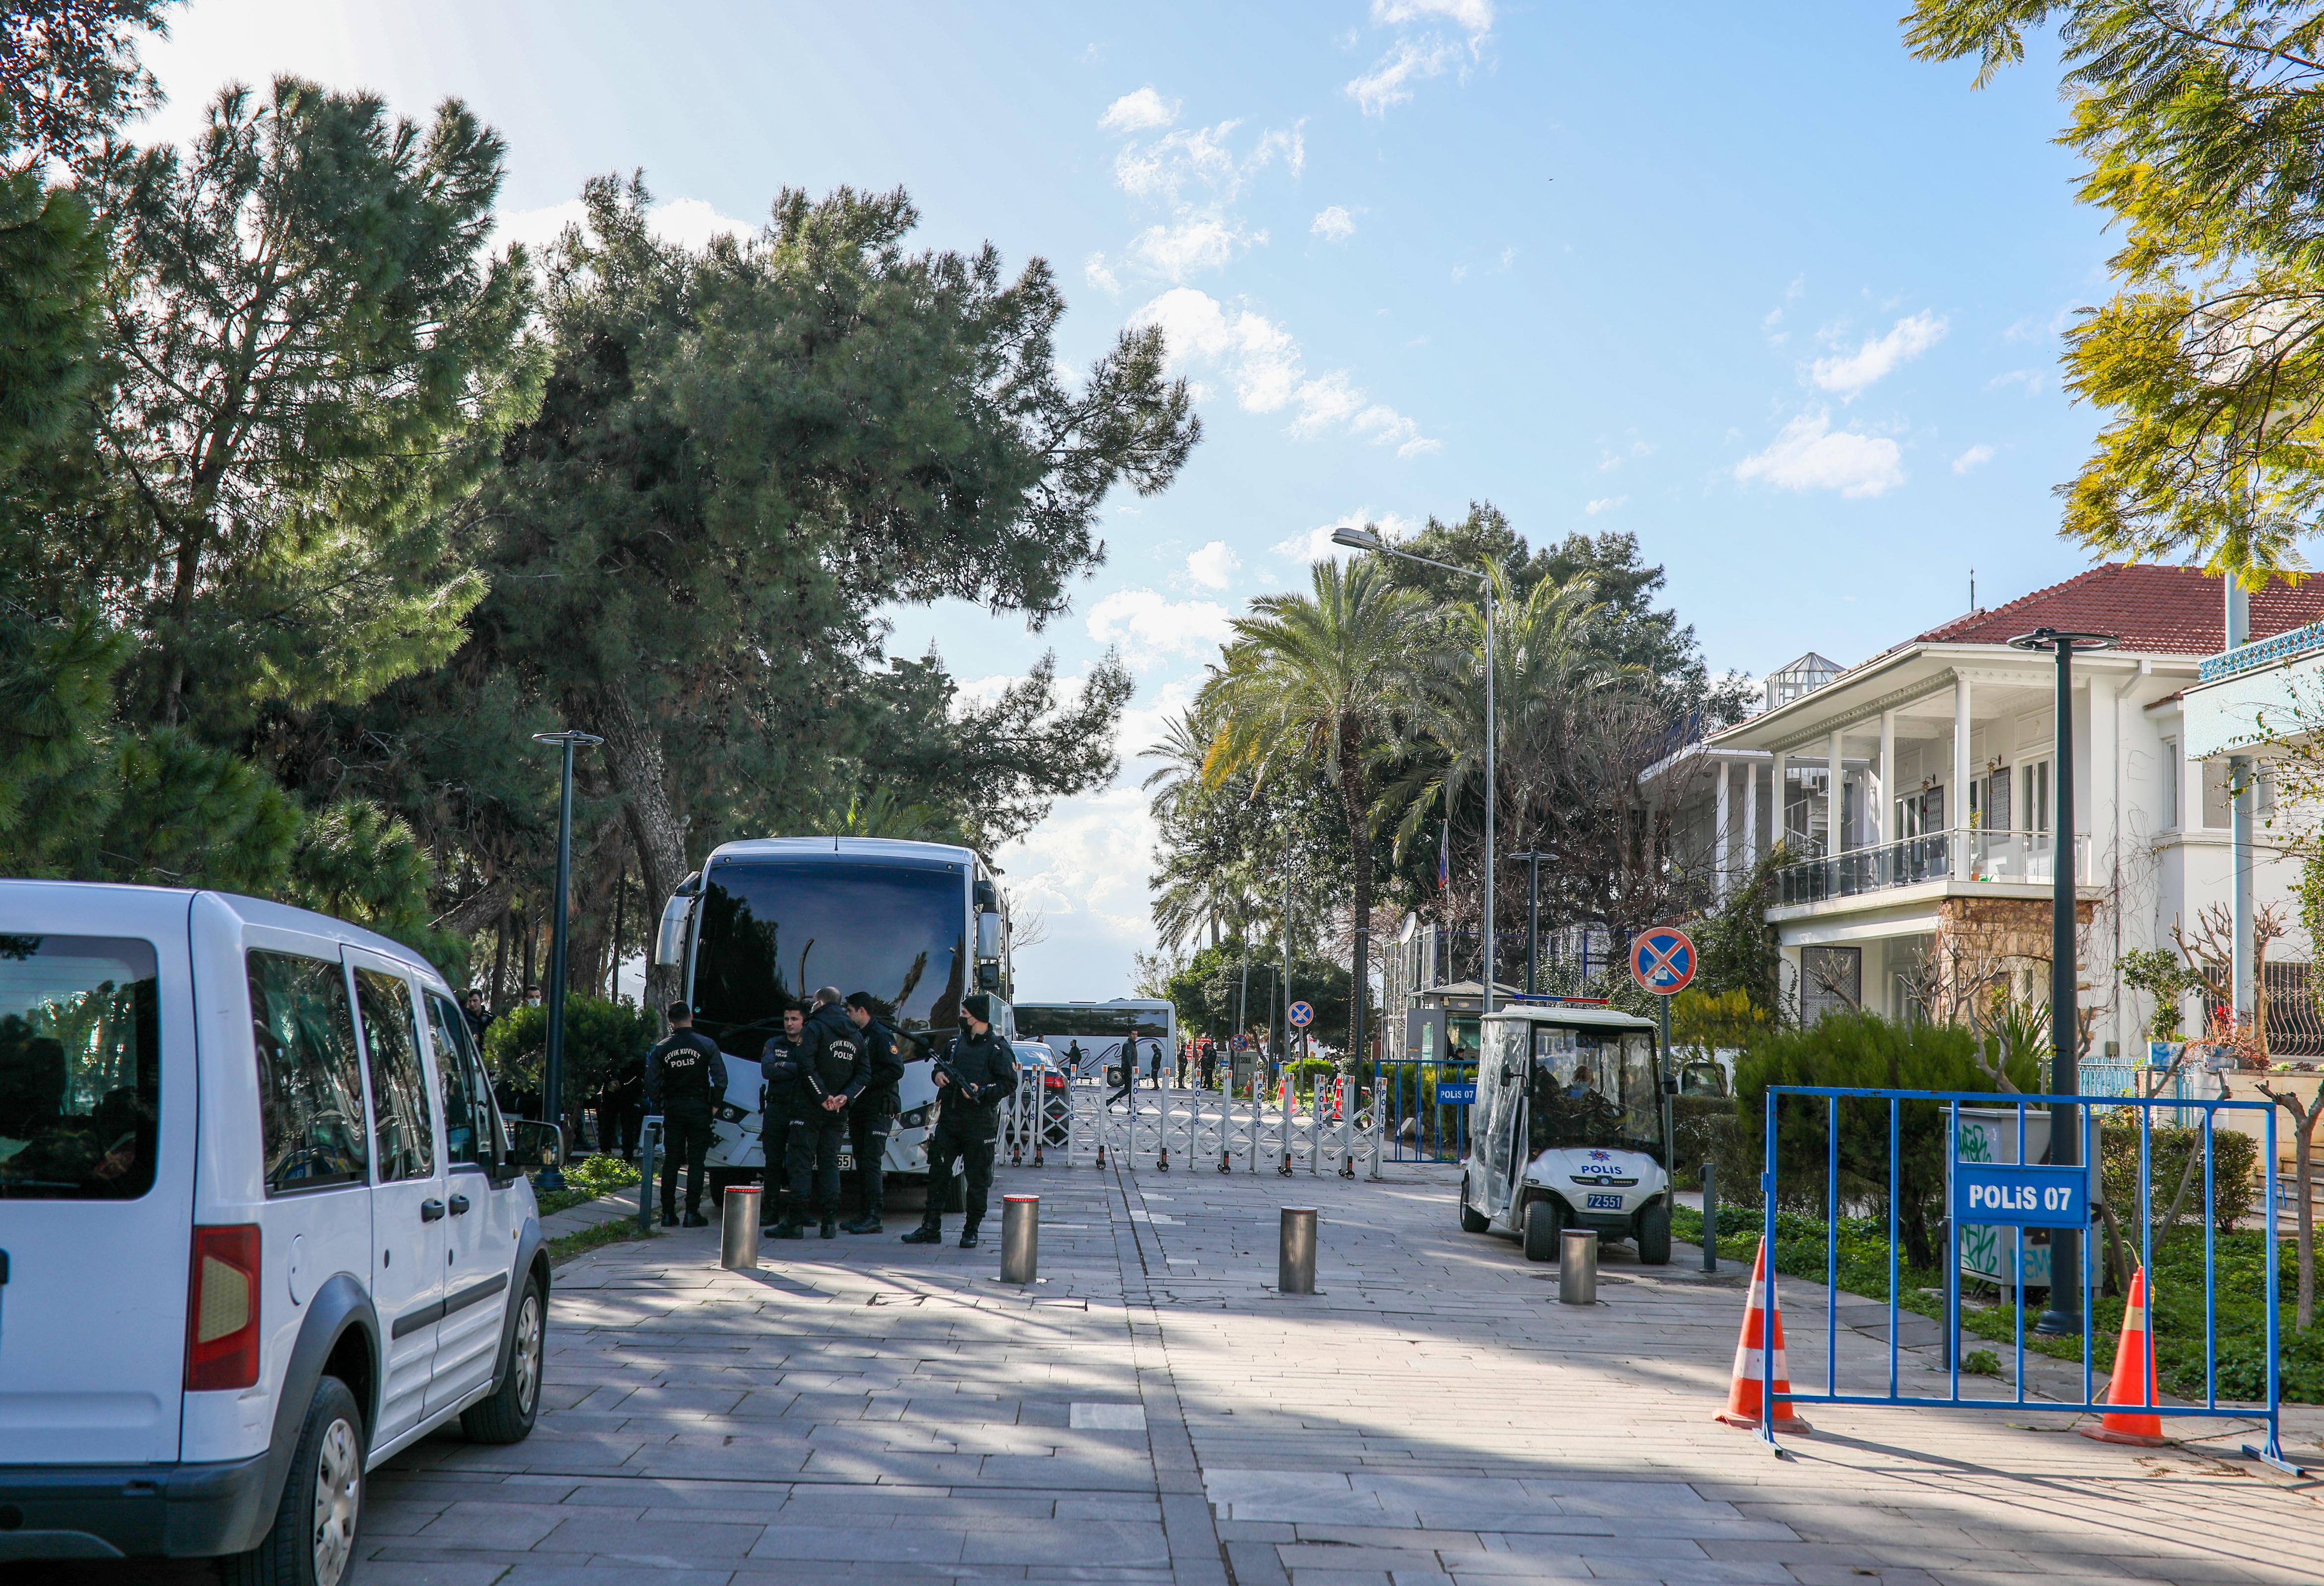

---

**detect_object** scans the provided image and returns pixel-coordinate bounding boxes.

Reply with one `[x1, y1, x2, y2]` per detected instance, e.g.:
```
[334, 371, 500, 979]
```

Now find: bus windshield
[691, 859, 964, 1058]
[1525, 1023, 1662, 1160]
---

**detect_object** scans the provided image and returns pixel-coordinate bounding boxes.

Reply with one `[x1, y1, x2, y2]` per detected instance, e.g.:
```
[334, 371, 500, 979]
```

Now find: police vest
[658, 1036, 716, 1108]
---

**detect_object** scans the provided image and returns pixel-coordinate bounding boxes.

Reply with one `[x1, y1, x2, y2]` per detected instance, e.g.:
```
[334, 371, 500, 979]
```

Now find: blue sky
[143, 1, 2108, 997]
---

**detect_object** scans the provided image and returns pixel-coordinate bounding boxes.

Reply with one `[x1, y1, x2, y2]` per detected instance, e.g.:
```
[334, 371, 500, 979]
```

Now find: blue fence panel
[1746, 1084, 2299, 1474]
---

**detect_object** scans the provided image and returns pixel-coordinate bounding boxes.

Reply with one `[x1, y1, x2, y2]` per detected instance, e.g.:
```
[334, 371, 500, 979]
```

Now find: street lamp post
[531, 728, 604, 1192]
[1331, 526, 1497, 1016]
[1513, 850, 1547, 995]
[2003, 627, 2115, 1337]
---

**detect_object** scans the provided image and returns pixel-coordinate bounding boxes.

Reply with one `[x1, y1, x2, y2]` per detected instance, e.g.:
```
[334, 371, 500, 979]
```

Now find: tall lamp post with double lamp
[2003, 626, 2114, 1337]
[531, 728, 604, 1192]
[1329, 526, 1497, 1017]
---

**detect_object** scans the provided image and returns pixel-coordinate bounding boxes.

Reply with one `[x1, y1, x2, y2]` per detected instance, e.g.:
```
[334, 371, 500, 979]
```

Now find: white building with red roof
[1684, 564, 2324, 1056]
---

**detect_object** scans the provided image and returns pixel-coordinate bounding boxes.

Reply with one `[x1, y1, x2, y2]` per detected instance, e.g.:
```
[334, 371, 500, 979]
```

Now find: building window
[2020, 760, 2049, 838]
[2161, 739, 2179, 829]
[2202, 758, 2231, 829]
[1800, 945, 1862, 1025]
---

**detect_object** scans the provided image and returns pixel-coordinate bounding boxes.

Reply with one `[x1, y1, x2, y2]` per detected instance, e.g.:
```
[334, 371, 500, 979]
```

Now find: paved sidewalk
[341, 1160, 2322, 1586]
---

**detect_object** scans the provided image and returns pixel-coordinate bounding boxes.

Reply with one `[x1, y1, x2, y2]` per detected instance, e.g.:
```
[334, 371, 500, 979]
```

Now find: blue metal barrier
[1750, 1085, 2302, 1474]
[1379, 1058, 1473, 1163]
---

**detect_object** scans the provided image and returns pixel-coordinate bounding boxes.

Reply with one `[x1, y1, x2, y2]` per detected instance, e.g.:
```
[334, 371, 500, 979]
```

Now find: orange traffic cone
[2079, 1265, 2168, 1447]
[1716, 1239, 1813, 1433]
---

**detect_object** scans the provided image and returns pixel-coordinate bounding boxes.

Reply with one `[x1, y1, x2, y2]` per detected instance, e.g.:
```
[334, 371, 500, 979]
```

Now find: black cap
[962, 993, 994, 1026]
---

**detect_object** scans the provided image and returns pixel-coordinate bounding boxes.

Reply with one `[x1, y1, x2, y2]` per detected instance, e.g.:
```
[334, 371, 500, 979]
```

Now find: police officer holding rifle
[902, 993, 1017, 1248]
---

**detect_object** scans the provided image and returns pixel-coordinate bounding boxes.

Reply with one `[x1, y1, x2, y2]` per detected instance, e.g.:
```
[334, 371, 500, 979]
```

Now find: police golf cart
[1456, 1000, 1675, 1264]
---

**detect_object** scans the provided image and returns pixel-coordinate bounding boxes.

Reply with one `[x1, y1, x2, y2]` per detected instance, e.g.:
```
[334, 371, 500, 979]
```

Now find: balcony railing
[1776, 829, 2092, 907]
[2198, 618, 2324, 684]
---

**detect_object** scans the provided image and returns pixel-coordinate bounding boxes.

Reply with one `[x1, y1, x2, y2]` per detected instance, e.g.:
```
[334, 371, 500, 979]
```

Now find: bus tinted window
[1011, 1005, 1168, 1042]
[693, 860, 965, 1055]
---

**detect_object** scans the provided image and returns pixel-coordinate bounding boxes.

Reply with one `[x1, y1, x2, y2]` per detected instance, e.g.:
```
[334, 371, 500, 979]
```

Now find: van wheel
[221, 1374, 363, 1586]
[1637, 1200, 1672, 1266]
[461, 1278, 545, 1444]
[1458, 1179, 1490, 1234]
[1523, 1198, 1565, 1262]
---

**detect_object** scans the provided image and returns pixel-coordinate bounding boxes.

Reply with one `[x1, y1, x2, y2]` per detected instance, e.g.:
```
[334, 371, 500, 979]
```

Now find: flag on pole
[1437, 820, 1450, 891]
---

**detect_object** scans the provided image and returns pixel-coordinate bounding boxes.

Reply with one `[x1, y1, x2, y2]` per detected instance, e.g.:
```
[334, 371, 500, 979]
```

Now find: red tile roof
[1913, 563, 2324, 655]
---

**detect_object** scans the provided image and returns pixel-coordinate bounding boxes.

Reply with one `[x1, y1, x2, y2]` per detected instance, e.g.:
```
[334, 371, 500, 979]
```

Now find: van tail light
[185, 1224, 261, 1391]
[1043, 1073, 1066, 1090]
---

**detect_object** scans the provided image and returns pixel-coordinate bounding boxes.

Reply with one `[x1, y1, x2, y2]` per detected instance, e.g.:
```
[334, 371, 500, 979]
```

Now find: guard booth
[1389, 979, 1516, 1162]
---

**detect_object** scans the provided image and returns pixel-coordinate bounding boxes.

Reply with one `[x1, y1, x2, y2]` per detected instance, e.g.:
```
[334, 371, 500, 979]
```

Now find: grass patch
[534, 1153, 641, 1218]
[547, 1216, 655, 1267]
[1675, 1203, 2324, 1403]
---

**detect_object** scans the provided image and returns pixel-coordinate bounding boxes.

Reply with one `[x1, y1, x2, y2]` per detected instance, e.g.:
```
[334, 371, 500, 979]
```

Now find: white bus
[1009, 999, 1174, 1084]
[652, 837, 1012, 1190]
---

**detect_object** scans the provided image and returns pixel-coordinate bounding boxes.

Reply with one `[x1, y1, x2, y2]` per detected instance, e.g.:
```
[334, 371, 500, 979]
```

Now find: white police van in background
[0, 881, 556, 1583]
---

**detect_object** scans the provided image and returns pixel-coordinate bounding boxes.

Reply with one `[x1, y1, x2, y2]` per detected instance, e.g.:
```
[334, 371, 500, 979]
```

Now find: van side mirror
[653, 892, 694, 968]
[976, 910, 1004, 959]
[976, 962, 1001, 991]
[508, 1120, 563, 1171]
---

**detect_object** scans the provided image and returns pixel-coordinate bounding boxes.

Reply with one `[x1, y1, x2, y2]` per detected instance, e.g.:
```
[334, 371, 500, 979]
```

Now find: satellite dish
[1397, 911, 1419, 946]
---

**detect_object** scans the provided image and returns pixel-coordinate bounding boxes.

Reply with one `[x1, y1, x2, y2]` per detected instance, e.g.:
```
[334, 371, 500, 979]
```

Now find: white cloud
[493, 195, 753, 257]
[1272, 510, 1415, 565]
[1186, 540, 1241, 589]
[998, 785, 1159, 942]
[1808, 311, 1947, 397]
[1373, 0, 1494, 29]
[1100, 87, 1181, 134]
[1129, 288, 1438, 456]
[1086, 588, 1233, 669]
[1130, 217, 1265, 282]
[1988, 368, 2044, 396]
[1734, 411, 1904, 498]
[1084, 253, 1121, 294]
[1346, 36, 1466, 115]
[1312, 205, 1357, 242]
[1952, 444, 1997, 474]
[1113, 120, 1300, 206]
[1585, 495, 1627, 515]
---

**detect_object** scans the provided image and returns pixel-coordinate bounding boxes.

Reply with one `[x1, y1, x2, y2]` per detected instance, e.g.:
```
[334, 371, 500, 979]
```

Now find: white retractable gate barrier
[997, 1075, 1381, 1178]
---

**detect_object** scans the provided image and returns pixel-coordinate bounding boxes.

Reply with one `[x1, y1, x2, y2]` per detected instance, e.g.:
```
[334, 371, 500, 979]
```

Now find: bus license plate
[1584, 1192, 1623, 1211]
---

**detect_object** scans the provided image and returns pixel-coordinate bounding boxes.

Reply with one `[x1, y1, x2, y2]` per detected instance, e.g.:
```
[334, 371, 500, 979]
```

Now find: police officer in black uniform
[644, 1001, 727, 1227]
[901, 993, 1017, 1248]
[758, 1003, 808, 1232]
[840, 991, 912, 1234]
[772, 987, 868, 1240]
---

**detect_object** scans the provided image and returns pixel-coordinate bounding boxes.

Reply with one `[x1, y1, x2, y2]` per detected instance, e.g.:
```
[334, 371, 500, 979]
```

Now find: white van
[0, 881, 554, 1582]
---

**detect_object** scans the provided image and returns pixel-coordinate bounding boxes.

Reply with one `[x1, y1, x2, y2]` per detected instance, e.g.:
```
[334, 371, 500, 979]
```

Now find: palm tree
[1198, 556, 1428, 1069]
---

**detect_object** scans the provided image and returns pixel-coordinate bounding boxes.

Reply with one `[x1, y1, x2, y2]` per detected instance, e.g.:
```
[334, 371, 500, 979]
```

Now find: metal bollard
[636, 1117, 663, 1233]
[1559, 1227, 1598, 1305]
[1278, 1206, 1317, 1295]
[720, 1185, 762, 1269]
[1701, 1159, 1719, 1274]
[1001, 1194, 1039, 1283]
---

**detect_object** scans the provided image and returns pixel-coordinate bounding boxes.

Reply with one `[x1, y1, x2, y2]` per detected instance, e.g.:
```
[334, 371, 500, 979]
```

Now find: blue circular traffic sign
[1287, 1000, 1315, 1028]
[1630, 927, 1696, 995]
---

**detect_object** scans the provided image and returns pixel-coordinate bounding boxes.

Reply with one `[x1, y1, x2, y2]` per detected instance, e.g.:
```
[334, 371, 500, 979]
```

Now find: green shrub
[485, 995, 659, 1097]
[1731, 1012, 2040, 1269]
[1669, 1095, 1735, 1190]
[2097, 1120, 2259, 1238]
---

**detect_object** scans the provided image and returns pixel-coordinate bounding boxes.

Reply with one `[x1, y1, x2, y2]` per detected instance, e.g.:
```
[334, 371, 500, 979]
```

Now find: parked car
[0, 881, 557, 1582]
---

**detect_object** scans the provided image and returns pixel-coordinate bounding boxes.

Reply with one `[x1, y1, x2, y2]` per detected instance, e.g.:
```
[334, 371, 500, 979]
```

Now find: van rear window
[0, 935, 161, 1200]
[248, 950, 368, 1192]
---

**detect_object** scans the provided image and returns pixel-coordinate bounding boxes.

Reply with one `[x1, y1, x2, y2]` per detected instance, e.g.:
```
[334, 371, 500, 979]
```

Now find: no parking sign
[1629, 926, 1695, 996]
[1287, 1000, 1315, 1029]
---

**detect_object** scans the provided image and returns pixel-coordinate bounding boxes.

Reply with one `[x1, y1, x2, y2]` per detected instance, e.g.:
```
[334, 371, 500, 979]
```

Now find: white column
[1952, 674, 1973, 881]
[1714, 760, 1732, 901]
[1828, 729, 1846, 854]
[1743, 759, 1760, 876]
[1771, 750, 1788, 854]
[2089, 671, 2121, 1053]
[2229, 581, 2254, 1021]
[1878, 709, 1897, 846]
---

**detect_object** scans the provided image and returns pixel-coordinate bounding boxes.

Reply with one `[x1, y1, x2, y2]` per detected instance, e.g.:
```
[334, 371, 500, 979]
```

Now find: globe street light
[531, 727, 604, 1191]
[2003, 626, 2116, 1337]
[1331, 526, 1498, 1019]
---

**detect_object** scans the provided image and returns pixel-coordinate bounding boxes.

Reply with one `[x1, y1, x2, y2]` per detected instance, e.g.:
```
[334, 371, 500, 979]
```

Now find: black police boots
[843, 1214, 883, 1234]
[683, 1211, 709, 1228]
[819, 1214, 838, 1239]
[899, 1223, 943, 1244]
[769, 1220, 806, 1239]
[661, 1210, 678, 1228]
[957, 1225, 981, 1249]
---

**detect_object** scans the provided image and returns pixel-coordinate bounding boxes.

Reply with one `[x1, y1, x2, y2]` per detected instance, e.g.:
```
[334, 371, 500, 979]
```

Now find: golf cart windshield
[1526, 1023, 1662, 1160]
